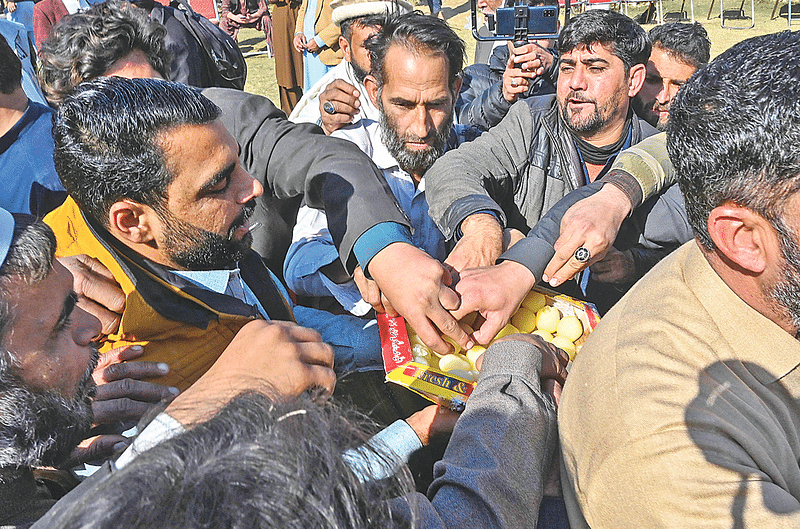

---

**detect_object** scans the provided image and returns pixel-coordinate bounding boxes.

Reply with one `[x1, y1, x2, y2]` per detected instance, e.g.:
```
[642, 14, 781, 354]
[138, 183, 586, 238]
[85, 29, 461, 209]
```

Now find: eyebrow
[199, 162, 236, 194]
[388, 96, 450, 107]
[51, 291, 78, 337]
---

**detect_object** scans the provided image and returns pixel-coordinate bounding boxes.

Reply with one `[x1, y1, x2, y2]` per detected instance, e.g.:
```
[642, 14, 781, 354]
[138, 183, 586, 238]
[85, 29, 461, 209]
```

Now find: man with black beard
[44, 76, 379, 391]
[559, 31, 800, 527]
[423, 10, 659, 295]
[283, 12, 469, 316]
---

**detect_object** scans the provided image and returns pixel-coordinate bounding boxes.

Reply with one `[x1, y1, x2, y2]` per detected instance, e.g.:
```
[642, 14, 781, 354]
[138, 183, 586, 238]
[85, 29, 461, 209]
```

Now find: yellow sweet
[511, 307, 537, 333]
[532, 329, 554, 342]
[459, 312, 478, 328]
[443, 335, 462, 354]
[494, 323, 520, 341]
[465, 345, 487, 368]
[556, 315, 584, 342]
[551, 335, 577, 361]
[522, 290, 547, 312]
[536, 306, 561, 334]
[439, 353, 472, 373]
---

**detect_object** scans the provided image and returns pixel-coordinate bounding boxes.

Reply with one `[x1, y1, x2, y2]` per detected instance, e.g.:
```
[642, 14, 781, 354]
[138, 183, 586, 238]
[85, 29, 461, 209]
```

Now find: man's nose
[73, 305, 102, 346]
[236, 169, 264, 204]
[569, 68, 588, 91]
[410, 107, 433, 140]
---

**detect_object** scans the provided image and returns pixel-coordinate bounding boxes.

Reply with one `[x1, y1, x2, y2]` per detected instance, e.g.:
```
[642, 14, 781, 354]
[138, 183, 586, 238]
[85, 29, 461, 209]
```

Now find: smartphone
[494, 5, 558, 39]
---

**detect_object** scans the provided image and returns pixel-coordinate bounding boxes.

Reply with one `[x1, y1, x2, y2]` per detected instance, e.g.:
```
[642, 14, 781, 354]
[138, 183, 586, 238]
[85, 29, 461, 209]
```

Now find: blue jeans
[426, 0, 441, 14]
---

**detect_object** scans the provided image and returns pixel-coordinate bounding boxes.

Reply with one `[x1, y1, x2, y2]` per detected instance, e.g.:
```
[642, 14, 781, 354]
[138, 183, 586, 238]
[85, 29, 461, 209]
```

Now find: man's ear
[364, 74, 380, 107]
[107, 200, 157, 244]
[451, 74, 463, 99]
[627, 63, 647, 98]
[339, 35, 351, 63]
[708, 204, 775, 274]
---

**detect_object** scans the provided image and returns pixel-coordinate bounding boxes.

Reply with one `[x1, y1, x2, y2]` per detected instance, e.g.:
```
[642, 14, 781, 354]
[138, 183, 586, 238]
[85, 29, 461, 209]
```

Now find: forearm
[427, 100, 536, 239]
[499, 183, 604, 280]
[456, 77, 513, 132]
[425, 340, 557, 527]
[609, 132, 674, 206]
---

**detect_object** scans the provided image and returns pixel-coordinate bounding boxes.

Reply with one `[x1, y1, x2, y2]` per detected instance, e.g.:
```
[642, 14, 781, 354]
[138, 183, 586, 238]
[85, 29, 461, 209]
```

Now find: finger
[324, 89, 360, 108]
[79, 300, 121, 336]
[429, 308, 473, 352]
[540, 346, 569, 385]
[328, 78, 359, 95]
[380, 292, 397, 317]
[96, 360, 169, 384]
[542, 233, 586, 284]
[97, 344, 145, 368]
[64, 434, 129, 468]
[94, 378, 178, 403]
[471, 314, 507, 346]
[68, 258, 126, 314]
[297, 341, 335, 370]
[542, 379, 562, 409]
[305, 364, 336, 397]
[438, 284, 461, 312]
[93, 397, 161, 423]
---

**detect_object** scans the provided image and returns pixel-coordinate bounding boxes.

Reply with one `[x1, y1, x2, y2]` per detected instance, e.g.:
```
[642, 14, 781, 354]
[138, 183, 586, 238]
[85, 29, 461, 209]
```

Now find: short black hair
[668, 31, 800, 250]
[649, 22, 710, 69]
[557, 10, 650, 72]
[38, 0, 170, 105]
[42, 392, 416, 528]
[366, 11, 465, 90]
[340, 13, 385, 42]
[53, 77, 221, 228]
[0, 37, 22, 94]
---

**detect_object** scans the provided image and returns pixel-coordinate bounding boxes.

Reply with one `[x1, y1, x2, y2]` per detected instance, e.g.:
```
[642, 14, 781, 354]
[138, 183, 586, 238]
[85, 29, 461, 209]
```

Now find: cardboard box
[378, 286, 600, 411]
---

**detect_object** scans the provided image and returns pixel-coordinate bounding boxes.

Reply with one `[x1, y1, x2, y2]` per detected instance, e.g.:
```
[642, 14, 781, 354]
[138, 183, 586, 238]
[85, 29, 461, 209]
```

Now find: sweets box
[378, 285, 601, 411]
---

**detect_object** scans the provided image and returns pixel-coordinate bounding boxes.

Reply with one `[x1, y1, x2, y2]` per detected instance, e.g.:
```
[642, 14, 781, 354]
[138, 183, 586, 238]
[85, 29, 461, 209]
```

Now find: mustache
[227, 200, 256, 238]
[653, 101, 670, 112]
[80, 342, 101, 401]
[566, 91, 597, 105]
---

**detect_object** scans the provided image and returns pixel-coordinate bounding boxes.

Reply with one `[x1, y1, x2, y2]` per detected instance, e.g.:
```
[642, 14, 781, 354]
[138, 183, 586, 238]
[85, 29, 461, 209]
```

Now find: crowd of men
[2, 0, 800, 526]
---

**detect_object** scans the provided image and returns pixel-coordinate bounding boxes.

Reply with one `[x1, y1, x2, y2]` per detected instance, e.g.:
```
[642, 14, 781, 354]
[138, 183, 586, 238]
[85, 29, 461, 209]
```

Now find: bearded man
[283, 11, 472, 316]
[423, 10, 659, 289]
[45, 77, 380, 391]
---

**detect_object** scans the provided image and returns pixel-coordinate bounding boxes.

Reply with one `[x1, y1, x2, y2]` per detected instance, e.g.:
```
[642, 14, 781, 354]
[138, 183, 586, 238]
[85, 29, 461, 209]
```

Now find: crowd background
[239, 0, 796, 101]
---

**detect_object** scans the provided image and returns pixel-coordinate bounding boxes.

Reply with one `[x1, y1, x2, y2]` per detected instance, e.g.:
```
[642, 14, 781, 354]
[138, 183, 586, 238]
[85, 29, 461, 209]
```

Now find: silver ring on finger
[574, 246, 591, 263]
[323, 101, 336, 115]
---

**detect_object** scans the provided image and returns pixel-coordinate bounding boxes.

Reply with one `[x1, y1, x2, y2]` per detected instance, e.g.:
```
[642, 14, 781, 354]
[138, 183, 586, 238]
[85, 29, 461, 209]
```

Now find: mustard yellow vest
[45, 197, 294, 391]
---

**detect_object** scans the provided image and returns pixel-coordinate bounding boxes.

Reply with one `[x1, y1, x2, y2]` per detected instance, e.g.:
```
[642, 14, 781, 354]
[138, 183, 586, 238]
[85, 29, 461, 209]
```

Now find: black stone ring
[574, 246, 591, 263]
[323, 101, 336, 115]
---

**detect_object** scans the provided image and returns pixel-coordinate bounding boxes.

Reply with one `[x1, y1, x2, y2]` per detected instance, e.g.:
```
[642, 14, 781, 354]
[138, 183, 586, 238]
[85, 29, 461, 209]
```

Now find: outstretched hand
[542, 183, 632, 287]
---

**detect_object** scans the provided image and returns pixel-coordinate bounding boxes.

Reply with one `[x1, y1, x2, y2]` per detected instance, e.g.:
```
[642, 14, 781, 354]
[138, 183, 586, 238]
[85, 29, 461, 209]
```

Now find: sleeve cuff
[497, 236, 555, 282]
[114, 412, 185, 470]
[352, 222, 413, 275]
[342, 420, 422, 482]
[313, 35, 325, 48]
[602, 170, 644, 210]
[480, 339, 543, 381]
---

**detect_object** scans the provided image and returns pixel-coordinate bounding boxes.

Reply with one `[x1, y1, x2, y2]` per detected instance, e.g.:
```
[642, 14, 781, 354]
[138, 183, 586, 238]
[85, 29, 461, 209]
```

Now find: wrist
[460, 212, 503, 238]
[598, 180, 634, 220]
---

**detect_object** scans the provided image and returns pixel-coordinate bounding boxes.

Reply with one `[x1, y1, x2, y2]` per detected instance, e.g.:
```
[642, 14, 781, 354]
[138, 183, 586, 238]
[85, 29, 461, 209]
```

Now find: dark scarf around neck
[569, 111, 632, 166]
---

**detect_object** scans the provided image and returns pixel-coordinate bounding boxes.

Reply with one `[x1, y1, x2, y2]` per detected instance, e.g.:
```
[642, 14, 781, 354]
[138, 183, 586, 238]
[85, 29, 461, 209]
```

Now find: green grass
[239, 0, 796, 102]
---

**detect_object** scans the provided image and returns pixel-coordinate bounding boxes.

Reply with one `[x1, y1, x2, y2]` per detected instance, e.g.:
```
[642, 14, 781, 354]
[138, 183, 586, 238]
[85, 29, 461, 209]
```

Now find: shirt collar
[172, 268, 242, 296]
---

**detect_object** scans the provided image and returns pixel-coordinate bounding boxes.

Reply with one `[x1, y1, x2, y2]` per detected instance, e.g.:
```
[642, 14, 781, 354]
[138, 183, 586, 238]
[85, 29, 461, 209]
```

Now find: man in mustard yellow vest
[46, 76, 377, 391]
